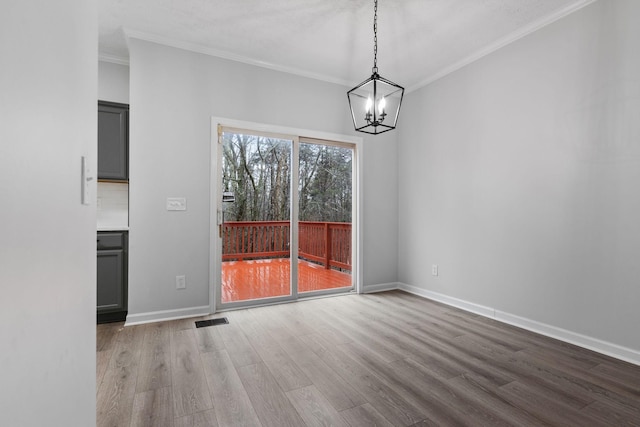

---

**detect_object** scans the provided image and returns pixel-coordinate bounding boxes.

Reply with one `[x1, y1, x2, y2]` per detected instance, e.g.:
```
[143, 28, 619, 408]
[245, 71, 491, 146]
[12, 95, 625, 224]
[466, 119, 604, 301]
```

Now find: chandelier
[347, 0, 404, 135]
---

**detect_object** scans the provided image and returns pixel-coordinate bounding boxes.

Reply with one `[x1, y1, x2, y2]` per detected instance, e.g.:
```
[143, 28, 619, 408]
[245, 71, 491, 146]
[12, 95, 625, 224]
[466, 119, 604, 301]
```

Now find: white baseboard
[125, 305, 211, 326]
[398, 283, 640, 366]
[363, 282, 400, 294]
[494, 310, 640, 366]
[400, 283, 496, 318]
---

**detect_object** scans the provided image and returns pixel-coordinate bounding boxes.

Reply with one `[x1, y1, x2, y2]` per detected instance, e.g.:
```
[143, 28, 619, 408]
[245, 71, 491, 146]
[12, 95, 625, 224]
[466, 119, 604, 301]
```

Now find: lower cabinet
[97, 231, 128, 323]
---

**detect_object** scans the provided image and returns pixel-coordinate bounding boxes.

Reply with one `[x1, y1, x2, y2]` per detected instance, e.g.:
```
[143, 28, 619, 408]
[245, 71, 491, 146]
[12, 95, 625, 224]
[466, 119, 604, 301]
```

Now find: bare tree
[222, 133, 351, 223]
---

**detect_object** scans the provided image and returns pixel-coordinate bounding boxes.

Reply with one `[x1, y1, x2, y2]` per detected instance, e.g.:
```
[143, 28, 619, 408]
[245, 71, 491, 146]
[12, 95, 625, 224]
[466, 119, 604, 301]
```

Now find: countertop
[97, 226, 129, 232]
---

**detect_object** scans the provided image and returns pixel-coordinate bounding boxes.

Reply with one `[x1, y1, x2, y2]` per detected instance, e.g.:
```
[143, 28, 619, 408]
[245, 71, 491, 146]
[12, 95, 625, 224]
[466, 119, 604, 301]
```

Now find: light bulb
[365, 97, 373, 113]
[378, 96, 386, 115]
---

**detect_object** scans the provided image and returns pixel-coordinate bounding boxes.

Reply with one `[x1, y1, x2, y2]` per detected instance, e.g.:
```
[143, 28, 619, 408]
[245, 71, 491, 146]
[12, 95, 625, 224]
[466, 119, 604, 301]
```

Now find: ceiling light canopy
[348, 0, 404, 135]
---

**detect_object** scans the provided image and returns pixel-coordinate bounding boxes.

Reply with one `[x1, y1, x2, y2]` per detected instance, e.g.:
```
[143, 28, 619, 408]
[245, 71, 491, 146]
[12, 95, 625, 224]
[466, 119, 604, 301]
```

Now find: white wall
[98, 60, 130, 104]
[398, 0, 640, 356]
[0, 1, 97, 426]
[127, 39, 398, 319]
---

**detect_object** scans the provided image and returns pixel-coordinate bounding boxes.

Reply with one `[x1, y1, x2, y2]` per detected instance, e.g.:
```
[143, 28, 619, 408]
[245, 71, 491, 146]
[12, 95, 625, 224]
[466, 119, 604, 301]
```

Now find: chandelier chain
[373, 0, 378, 71]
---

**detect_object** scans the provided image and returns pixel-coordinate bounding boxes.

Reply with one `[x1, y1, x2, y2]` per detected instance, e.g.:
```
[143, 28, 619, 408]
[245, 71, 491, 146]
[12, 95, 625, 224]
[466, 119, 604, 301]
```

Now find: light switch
[167, 197, 187, 211]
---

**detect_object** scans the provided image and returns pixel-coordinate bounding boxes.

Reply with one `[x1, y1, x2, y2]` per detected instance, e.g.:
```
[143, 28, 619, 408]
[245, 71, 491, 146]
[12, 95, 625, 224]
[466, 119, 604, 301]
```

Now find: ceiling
[99, 0, 594, 91]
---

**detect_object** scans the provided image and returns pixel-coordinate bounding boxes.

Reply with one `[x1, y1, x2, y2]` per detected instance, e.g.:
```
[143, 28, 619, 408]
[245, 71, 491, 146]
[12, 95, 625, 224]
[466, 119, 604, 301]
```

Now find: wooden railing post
[324, 222, 331, 269]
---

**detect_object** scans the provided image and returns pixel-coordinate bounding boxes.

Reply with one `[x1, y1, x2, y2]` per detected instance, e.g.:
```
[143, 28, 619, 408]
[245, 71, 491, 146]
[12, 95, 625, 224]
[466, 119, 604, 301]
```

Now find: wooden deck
[221, 258, 352, 303]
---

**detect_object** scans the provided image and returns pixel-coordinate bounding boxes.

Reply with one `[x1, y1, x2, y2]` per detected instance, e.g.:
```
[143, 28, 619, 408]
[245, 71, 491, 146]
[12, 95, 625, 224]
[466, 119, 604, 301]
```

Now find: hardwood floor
[97, 291, 640, 426]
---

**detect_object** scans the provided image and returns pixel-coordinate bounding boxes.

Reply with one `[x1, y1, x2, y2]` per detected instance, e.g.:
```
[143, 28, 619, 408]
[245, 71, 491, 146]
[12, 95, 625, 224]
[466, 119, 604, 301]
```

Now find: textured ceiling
[99, 0, 594, 91]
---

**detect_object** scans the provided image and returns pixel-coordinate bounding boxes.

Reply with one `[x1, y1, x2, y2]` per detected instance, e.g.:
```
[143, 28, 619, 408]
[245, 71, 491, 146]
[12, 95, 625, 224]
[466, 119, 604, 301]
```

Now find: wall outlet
[176, 275, 186, 289]
[432, 264, 438, 276]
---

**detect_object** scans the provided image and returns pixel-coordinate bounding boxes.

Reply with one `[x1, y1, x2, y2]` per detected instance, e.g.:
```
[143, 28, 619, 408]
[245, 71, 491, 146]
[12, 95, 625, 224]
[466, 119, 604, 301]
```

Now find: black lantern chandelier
[347, 0, 404, 135]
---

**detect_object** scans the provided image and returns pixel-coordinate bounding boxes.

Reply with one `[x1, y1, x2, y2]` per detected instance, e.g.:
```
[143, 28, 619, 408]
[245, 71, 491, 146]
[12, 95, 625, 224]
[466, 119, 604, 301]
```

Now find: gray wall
[0, 1, 97, 425]
[398, 0, 640, 352]
[127, 39, 398, 317]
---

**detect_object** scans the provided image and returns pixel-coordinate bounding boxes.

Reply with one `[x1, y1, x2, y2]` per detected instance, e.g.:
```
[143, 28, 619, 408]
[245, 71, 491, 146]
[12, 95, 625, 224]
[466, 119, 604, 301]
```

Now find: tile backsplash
[97, 182, 128, 228]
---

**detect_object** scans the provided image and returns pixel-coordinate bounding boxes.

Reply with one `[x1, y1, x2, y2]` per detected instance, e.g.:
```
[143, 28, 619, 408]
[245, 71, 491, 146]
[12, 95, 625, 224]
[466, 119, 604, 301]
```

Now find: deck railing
[222, 220, 351, 271]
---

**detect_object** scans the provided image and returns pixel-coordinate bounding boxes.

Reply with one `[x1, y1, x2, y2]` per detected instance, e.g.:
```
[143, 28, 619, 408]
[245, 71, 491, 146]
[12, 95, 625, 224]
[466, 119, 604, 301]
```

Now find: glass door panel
[220, 131, 292, 304]
[298, 141, 353, 294]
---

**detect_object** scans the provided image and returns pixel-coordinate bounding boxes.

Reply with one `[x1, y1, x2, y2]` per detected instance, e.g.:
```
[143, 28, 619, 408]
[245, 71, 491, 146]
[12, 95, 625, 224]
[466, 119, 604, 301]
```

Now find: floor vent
[195, 317, 229, 328]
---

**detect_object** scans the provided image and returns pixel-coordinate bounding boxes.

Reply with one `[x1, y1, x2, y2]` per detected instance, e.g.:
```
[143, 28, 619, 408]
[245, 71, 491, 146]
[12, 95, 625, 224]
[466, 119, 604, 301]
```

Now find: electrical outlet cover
[176, 275, 186, 289]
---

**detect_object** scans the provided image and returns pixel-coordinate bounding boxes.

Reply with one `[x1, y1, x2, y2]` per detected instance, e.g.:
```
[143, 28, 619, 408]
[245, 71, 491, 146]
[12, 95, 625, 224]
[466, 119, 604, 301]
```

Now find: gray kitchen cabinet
[98, 101, 128, 180]
[97, 231, 127, 323]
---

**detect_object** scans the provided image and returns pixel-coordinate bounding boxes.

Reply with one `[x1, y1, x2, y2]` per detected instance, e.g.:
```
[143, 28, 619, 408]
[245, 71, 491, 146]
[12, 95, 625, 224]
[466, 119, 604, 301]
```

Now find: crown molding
[98, 53, 130, 66]
[123, 28, 352, 88]
[103, 0, 597, 91]
[406, 0, 599, 93]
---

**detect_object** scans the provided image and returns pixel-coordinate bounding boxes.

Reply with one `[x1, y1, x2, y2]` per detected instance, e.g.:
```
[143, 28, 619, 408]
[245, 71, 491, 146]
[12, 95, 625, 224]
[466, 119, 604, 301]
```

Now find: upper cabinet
[98, 101, 129, 180]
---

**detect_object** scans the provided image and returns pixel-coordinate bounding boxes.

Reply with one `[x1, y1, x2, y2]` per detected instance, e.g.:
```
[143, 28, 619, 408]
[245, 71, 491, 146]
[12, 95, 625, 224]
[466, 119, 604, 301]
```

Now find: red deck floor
[221, 258, 352, 303]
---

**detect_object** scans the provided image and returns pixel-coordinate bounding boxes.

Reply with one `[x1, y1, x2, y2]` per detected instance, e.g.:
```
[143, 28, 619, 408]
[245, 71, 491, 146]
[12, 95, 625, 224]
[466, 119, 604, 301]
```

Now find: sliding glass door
[297, 140, 353, 295]
[216, 128, 354, 309]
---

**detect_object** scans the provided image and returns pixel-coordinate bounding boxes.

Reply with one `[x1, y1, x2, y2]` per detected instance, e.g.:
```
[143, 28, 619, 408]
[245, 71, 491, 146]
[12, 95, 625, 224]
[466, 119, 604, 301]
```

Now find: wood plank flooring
[97, 291, 640, 426]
